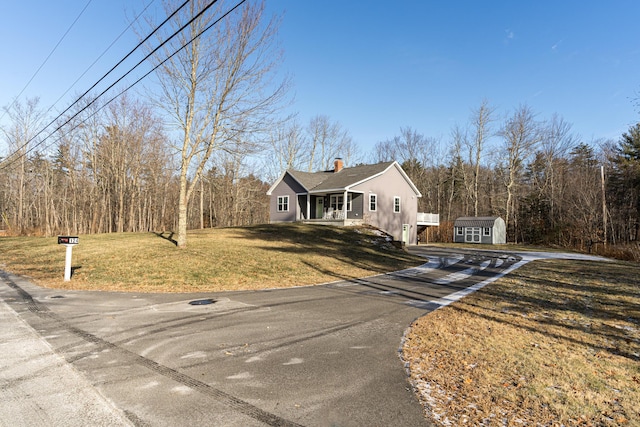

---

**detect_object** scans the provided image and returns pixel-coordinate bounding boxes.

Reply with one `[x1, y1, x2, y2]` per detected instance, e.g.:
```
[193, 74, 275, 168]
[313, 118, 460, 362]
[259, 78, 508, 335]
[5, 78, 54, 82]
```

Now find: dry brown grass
[0, 223, 422, 292]
[3, 226, 639, 425]
[403, 259, 640, 426]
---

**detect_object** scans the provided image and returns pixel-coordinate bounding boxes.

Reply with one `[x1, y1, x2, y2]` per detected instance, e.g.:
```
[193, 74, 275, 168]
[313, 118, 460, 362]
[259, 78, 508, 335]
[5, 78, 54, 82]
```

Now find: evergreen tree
[608, 123, 640, 242]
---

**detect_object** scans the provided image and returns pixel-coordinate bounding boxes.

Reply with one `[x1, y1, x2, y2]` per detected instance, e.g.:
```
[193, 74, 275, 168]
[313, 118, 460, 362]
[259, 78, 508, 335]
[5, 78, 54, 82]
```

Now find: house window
[369, 194, 377, 211]
[346, 194, 352, 212]
[277, 195, 289, 212]
[484, 227, 491, 236]
[456, 227, 463, 235]
[394, 196, 401, 213]
[330, 195, 343, 211]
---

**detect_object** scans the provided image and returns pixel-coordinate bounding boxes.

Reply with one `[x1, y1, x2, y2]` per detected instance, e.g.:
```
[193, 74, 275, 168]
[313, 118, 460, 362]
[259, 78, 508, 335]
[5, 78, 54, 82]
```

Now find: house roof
[287, 169, 333, 190]
[310, 161, 395, 192]
[266, 161, 422, 196]
[454, 216, 502, 228]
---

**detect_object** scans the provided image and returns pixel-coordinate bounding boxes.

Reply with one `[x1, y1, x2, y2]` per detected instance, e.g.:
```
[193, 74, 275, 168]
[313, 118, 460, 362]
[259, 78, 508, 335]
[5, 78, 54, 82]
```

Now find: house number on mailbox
[57, 236, 79, 281]
[58, 236, 79, 245]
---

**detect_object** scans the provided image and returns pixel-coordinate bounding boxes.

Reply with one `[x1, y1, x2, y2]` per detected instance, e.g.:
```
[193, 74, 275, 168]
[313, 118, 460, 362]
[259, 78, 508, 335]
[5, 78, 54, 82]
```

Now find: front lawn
[0, 223, 423, 292]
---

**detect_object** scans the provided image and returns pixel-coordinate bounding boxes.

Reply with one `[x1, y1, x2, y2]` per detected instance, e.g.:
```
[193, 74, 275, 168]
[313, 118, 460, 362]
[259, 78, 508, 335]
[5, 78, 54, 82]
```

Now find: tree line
[1, 0, 639, 257]
[269, 100, 640, 256]
[3, 93, 640, 254]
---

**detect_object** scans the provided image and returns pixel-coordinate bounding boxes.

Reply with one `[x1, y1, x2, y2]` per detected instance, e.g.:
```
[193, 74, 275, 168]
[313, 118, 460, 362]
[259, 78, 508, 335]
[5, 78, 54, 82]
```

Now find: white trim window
[369, 194, 377, 212]
[484, 227, 491, 236]
[277, 195, 289, 212]
[394, 196, 401, 213]
[456, 226, 464, 235]
[330, 195, 344, 211]
[346, 194, 352, 212]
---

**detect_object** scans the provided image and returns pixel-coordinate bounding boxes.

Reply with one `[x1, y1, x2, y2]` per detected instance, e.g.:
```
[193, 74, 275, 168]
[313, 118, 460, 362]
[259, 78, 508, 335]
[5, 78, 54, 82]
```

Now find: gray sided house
[453, 216, 506, 244]
[267, 159, 437, 245]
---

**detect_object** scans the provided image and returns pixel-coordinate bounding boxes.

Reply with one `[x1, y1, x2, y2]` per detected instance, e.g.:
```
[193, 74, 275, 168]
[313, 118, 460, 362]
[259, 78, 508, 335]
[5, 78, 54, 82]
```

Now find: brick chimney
[334, 158, 344, 173]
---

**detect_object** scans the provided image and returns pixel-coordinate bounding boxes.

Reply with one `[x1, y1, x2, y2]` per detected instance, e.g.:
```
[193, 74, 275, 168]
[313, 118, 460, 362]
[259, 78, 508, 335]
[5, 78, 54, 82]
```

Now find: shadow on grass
[451, 301, 640, 362]
[154, 231, 178, 246]
[236, 223, 421, 274]
[485, 261, 640, 324]
[71, 266, 82, 278]
[454, 259, 640, 362]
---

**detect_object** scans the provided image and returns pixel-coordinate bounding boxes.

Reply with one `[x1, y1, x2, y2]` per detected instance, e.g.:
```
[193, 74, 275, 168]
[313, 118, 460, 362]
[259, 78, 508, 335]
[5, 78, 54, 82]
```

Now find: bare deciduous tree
[372, 127, 438, 211]
[146, 0, 287, 247]
[306, 115, 355, 171]
[467, 100, 495, 217]
[264, 117, 307, 181]
[499, 104, 543, 241]
[0, 98, 47, 234]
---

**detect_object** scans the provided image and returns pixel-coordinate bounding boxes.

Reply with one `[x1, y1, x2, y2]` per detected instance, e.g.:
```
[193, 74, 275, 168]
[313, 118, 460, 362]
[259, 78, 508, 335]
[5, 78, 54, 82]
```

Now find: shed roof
[454, 216, 502, 228]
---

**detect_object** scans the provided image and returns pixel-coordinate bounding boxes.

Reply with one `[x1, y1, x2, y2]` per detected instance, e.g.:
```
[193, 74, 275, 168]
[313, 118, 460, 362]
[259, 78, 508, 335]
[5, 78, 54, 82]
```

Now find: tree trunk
[177, 173, 189, 247]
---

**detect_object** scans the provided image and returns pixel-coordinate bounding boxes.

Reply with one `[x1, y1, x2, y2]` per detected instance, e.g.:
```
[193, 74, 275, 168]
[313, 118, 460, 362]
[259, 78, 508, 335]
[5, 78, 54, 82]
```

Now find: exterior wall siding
[352, 165, 419, 244]
[347, 193, 364, 220]
[269, 173, 306, 222]
[269, 164, 421, 244]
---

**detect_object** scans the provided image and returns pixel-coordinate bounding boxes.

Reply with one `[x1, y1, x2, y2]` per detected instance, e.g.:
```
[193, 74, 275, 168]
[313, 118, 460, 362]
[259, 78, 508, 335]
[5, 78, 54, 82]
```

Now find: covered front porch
[296, 191, 365, 223]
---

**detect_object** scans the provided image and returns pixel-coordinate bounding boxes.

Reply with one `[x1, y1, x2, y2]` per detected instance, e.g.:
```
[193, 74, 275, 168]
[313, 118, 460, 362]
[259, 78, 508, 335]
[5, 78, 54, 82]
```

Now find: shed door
[465, 227, 481, 243]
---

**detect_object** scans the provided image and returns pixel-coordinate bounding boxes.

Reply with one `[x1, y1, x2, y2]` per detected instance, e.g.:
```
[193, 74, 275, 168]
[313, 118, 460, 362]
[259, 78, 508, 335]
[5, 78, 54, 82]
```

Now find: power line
[0, 0, 192, 169]
[1, 0, 247, 172]
[99, 0, 248, 114]
[0, 0, 93, 124]
[5, 0, 159, 165]
[48, 0, 158, 120]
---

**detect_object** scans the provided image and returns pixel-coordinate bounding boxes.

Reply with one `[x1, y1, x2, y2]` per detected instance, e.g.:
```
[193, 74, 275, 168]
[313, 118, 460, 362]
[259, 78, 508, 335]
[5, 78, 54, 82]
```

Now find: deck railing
[417, 212, 439, 225]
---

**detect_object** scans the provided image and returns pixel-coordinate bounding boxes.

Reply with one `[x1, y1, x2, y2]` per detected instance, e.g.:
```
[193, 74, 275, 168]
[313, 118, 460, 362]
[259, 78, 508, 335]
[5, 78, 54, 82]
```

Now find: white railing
[417, 212, 439, 225]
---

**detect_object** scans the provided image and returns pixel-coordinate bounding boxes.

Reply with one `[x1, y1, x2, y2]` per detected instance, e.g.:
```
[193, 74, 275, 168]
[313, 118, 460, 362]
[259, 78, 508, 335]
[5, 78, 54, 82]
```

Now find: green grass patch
[0, 223, 423, 292]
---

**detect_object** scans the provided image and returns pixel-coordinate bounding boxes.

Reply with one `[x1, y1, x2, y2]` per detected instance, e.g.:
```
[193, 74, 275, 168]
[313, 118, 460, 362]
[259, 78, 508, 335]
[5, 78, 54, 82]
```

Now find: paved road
[1, 247, 536, 426]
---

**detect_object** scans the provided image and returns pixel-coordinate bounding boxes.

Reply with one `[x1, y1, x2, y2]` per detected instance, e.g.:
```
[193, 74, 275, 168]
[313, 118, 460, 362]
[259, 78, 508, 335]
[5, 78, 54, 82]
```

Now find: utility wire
[95, 0, 247, 118]
[48, 0, 157, 120]
[0, 0, 93, 124]
[0, 0, 191, 169]
[25, 0, 248, 169]
[1, 0, 247, 173]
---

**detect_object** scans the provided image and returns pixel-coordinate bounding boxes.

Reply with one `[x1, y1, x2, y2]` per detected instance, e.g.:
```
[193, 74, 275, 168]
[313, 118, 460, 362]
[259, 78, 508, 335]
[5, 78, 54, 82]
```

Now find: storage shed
[453, 216, 506, 244]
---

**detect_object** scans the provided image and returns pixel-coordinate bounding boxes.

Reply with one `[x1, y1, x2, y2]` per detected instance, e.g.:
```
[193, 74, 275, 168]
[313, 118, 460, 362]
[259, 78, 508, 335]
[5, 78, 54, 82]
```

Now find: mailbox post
[58, 236, 79, 281]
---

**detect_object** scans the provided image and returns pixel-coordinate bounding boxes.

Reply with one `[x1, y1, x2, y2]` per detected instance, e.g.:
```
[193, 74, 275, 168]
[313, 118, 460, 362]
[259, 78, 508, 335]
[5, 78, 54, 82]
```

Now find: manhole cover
[188, 299, 216, 306]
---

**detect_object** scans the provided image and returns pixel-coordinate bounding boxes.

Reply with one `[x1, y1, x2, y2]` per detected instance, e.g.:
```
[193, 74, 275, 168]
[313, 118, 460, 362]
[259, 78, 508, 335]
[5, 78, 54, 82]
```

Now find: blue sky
[2, 1, 639, 157]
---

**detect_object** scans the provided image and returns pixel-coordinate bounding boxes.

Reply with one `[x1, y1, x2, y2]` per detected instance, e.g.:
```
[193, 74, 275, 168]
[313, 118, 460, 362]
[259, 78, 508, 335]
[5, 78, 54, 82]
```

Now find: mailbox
[58, 236, 79, 281]
[58, 236, 79, 245]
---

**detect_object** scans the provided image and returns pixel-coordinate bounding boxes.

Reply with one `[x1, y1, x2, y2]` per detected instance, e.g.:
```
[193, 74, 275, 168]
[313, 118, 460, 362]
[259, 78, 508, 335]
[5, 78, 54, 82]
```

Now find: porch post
[343, 190, 348, 220]
[306, 193, 310, 220]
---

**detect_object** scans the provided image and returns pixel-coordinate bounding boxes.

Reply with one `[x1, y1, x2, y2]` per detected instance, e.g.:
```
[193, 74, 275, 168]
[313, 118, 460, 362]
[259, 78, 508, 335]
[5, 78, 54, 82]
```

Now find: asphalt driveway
[1, 246, 564, 427]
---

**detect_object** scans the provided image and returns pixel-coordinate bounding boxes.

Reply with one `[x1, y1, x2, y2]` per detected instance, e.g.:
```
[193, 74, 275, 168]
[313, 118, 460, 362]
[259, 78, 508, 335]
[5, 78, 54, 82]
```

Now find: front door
[316, 197, 324, 219]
